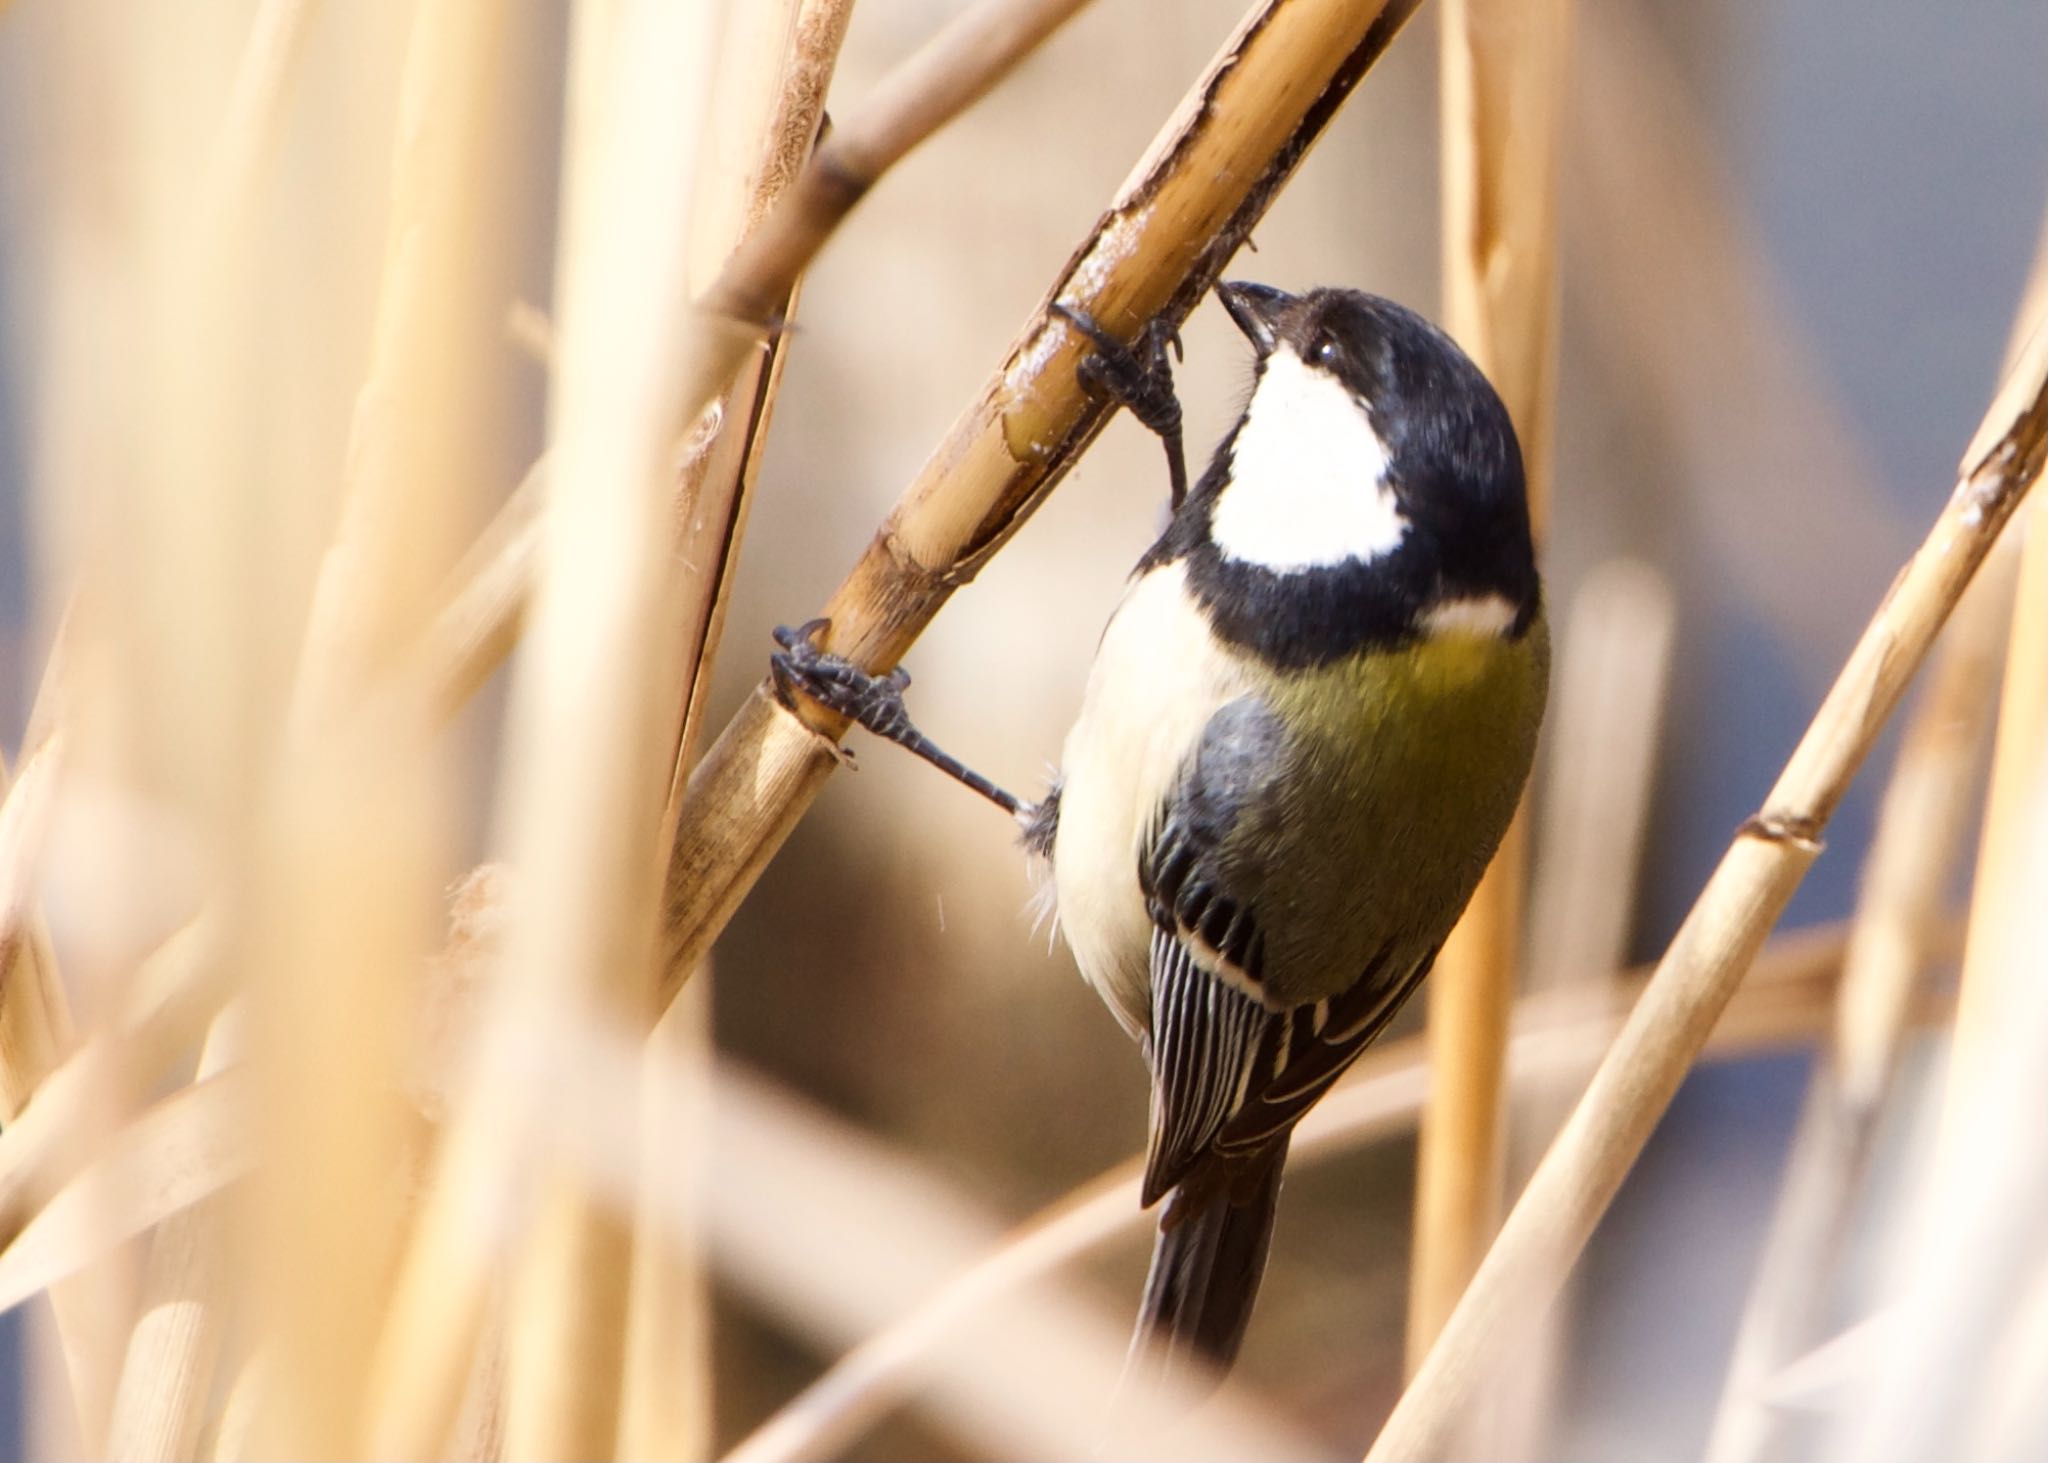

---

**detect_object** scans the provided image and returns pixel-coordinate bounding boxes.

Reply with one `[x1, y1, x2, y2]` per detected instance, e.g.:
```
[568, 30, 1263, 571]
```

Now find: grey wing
[1138, 698, 1290, 1204]
[1139, 698, 1441, 1202]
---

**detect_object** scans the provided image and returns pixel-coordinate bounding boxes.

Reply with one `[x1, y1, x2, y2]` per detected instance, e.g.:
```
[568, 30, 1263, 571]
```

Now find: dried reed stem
[0, 733, 74, 1118]
[414, 456, 547, 726]
[1703, 528, 2012, 1463]
[1367, 282, 2048, 1463]
[659, 0, 1429, 1010]
[102, 1013, 242, 1462]
[367, 0, 1104, 1443]
[479, 0, 728, 1451]
[233, 0, 512, 1447]
[0, 921, 1902, 1342]
[727, 918, 1910, 1463]
[1946, 325, 2048, 1129]
[201, 0, 323, 231]
[1834, 789, 2048, 1463]
[1486, 560, 1674, 1454]
[624, 1, 853, 1452]
[1407, 0, 1574, 1370]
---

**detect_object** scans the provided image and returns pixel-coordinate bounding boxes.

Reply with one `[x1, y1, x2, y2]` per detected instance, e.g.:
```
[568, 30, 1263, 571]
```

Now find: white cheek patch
[1209, 347, 1406, 571]
[1419, 594, 1520, 639]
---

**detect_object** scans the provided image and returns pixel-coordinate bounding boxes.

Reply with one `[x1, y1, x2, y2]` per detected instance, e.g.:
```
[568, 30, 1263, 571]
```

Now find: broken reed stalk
[623, 1, 854, 1452]
[727, 918, 1916, 1463]
[657, 0, 1430, 1010]
[1367, 288, 2048, 1462]
[1407, 0, 1574, 1373]
[366, 2, 1096, 1452]
[1702, 500, 2016, 1463]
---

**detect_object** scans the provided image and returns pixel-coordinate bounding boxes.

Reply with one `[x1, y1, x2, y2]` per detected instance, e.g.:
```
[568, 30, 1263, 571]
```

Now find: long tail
[1125, 1137, 1290, 1392]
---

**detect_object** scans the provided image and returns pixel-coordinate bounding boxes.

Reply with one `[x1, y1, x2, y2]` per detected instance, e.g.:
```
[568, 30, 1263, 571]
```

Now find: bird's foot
[770, 619, 914, 746]
[1053, 303, 1184, 443]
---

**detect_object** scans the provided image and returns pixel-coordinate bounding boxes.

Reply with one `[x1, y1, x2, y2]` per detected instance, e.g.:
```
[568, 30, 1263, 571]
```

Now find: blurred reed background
[0, 0, 2042, 1459]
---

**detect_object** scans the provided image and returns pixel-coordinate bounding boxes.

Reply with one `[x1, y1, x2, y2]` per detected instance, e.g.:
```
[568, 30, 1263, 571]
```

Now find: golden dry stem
[1368, 287, 2048, 1463]
[1407, 0, 1574, 1374]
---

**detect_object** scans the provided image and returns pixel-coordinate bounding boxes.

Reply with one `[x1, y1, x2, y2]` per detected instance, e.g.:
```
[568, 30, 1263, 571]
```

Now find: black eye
[1313, 337, 1340, 365]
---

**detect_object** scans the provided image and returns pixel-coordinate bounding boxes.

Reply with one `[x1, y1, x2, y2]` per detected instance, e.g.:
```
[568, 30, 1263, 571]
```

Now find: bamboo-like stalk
[658, 0, 1429, 1010]
[1407, 0, 1574, 1371]
[1368, 284, 2048, 1462]
[1702, 514, 2014, 1463]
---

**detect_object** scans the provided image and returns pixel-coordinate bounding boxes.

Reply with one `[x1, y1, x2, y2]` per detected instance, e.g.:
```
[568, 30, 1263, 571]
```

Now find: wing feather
[1137, 696, 1439, 1204]
[1144, 928, 1271, 1203]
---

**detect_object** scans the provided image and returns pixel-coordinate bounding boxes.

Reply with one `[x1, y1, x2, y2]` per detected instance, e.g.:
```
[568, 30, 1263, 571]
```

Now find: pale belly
[1051, 562, 1255, 1038]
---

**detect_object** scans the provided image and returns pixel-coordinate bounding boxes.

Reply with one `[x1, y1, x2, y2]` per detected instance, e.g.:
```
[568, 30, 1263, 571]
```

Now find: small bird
[772, 281, 1547, 1387]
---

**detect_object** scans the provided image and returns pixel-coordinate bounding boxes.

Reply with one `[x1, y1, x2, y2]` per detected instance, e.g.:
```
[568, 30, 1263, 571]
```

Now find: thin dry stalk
[414, 456, 548, 726]
[200, 0, 323, 230]
[658, 0, 1430, 1010]
[0, 1072, 250, 1319]
[1407, 0, 1573, 1370]
[0, 921, 1888, 1323]
[233, 0, 512, 1448]
[700, 1064, 1322, 1463]
[1945, 459, 2048, 1111]
[0, 733, 74, 1117]
[620, 982, 715, 1460]
[1829, 790, 2048, 1463]
[1485, 560, 1675, 1454]
[725, 918, 1910, 1463]
[35, 4, 315, 1439]
[481, 1, 725, 1452]
[101, 1012, 242, 1462]
[1704, 543, 2012, 1463]
[367, 0, 1103, 1441]
[1367, 280, 2048, 1463]
[622, 0, 854, 1443]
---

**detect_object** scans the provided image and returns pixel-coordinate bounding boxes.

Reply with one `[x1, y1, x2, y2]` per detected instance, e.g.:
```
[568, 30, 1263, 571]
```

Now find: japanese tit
[771, 280, 1547, 1388]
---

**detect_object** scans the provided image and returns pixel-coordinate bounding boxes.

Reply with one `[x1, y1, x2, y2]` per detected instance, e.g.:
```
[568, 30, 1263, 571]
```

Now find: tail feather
[1126, 1137, 1289, 1392]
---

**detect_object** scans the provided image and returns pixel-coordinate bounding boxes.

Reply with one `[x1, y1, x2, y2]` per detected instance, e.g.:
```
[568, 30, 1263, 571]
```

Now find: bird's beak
[1217, 281, 1295, 356]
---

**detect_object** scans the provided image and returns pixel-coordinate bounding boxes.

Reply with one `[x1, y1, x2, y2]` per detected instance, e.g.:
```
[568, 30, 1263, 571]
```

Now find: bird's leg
[1052, 303, 1189, 513]
[770, 619, 1030, 818]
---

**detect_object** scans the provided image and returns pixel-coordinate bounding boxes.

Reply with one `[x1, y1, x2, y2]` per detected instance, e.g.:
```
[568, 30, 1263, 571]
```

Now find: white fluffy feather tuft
[1418, 593, 1519, 639]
